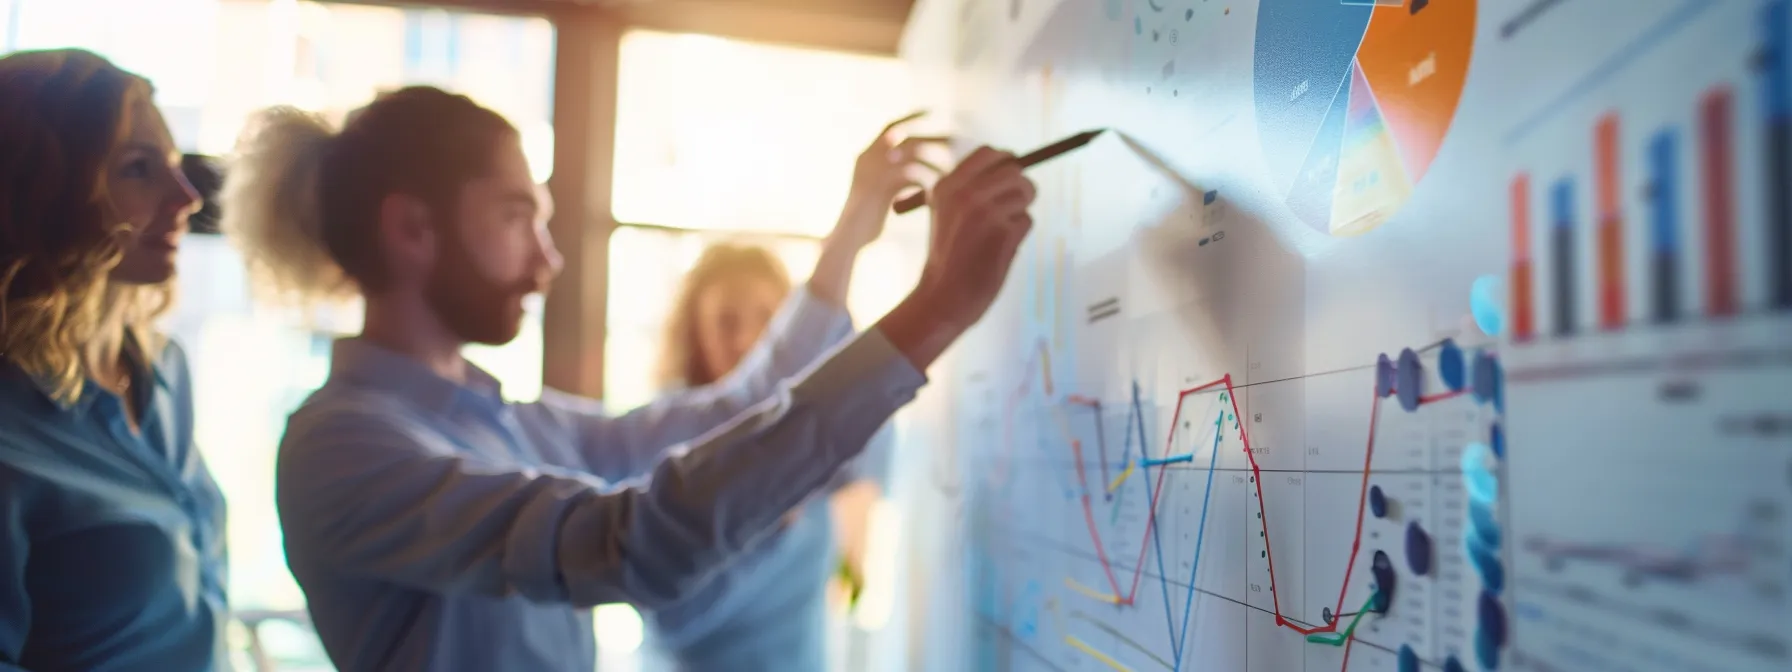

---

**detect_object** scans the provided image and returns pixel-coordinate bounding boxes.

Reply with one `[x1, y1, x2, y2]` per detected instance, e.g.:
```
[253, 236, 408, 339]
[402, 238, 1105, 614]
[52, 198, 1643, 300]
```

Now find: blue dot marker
[1369, 485, 1388, 518]
[1470, 274, 1505, 337]
[1490, 423, 1506, 459]
[1467, 536, 1505, 594]
[1491, 356, 1505, 413]
[1462, 443, 1499, 505]
[1396, 348, 1423, 412]
[1468, 499, 1502, 549]
[1398, 644, 1420, 672]
[1370, 550, 1397, 613]
[1405, 521, 1433, 576]
[1472, 351, 1494, 404]
[1444, 655, 1467, 672]
[1439, 339, 1466, 391]
[1476, 625, 1502, 669]
[1376, 353, 1396, 398]
[1479, 590, 1508, 647]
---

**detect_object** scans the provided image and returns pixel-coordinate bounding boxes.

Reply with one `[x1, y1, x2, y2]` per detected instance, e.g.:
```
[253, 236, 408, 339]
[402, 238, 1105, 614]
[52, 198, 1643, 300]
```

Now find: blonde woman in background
[0, 49, 227, 670]
[640, 241, 894, 670]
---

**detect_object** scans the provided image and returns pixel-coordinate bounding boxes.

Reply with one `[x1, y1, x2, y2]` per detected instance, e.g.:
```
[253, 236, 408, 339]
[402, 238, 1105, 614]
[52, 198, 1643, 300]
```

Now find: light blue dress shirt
[0, 338, 231, 671]
[277, 288, 927, 672]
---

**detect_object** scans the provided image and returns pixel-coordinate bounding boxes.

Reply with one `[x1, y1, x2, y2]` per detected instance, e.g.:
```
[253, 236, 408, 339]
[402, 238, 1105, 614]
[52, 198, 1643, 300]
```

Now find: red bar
[1700, 87, 1739, 317]
[1511, 173, 1536, 341]
[1596, 113, 1627, 329]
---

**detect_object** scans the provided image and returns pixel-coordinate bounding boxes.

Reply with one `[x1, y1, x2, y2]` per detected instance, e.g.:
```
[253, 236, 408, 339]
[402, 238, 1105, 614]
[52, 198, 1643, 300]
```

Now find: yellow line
[1065, 635, 1135, 672]
[1039, 345, 1055, 396]
[1106, 460, 1136, 493]
[1062, 577, 1122, 605]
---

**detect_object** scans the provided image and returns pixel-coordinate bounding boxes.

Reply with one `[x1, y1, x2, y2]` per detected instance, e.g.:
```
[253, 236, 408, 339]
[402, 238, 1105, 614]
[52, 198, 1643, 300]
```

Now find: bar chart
[1500, 3, 1792, 669]
[1506, 0, 1792, 341]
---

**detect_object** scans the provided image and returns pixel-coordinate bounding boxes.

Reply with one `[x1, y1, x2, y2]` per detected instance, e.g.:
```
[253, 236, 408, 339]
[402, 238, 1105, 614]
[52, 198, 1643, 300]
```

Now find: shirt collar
[5, 331, 170, 413]
[328, 338, 505, 414]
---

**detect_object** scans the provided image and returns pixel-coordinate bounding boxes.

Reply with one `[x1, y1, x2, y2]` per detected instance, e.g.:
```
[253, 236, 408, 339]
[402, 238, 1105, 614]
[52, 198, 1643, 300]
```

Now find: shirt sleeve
[0, 466, 31, 669]
[825, 421, 896, 493]
[532, 285, 856, 482]
[276, 327, 926, 611]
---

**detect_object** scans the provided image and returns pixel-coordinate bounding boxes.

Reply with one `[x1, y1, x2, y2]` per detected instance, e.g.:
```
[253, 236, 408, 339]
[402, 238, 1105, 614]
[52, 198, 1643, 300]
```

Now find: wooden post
[543, 10, 623, 397]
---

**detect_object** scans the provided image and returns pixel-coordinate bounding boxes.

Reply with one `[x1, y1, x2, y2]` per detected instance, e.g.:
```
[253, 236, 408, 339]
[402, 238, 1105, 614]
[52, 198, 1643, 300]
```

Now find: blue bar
[1648, 129, 1681, 322]
[1766, 1, 1790, 120]
[1648, 131, 1679, 253]
[1551, 179, 1575, 230]
[1551, 178, 1577, 336]
[1767, 1, 1792, 308]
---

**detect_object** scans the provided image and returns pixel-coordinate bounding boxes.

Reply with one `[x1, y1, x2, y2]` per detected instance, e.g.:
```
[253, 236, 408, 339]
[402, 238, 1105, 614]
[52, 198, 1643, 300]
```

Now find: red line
[1070, 439, 1125, 601]
[1418, 389, 1467, 405]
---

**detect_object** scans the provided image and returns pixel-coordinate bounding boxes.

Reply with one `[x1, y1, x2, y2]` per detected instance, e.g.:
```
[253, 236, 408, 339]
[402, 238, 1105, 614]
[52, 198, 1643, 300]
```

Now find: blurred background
[0, 0, 933, 669]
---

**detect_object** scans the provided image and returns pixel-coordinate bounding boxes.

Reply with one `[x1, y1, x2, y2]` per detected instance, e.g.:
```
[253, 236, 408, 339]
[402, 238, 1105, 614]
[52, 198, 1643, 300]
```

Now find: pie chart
[1253, 0, 1476, 236]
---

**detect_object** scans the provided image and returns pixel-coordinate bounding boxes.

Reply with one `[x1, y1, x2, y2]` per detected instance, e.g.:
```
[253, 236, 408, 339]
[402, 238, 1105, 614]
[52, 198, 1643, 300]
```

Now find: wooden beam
[619, 0, 910, 55]
[542, 10, 623, 397]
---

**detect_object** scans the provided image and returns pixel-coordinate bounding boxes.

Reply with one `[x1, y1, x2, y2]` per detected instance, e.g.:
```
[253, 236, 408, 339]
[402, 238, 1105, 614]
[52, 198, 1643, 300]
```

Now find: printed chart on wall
[1254, 0, 1474, 237]
[899, 0, 1792, 671]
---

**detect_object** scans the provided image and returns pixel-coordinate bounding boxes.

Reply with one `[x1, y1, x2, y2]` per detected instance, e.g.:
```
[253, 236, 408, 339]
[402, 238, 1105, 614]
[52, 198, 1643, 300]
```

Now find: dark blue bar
[1766, 1, 1790, 119]
[1648, 130, 1681, 322]
[1767, 1, 1792, 308]
[1552, 178, 1577, 336]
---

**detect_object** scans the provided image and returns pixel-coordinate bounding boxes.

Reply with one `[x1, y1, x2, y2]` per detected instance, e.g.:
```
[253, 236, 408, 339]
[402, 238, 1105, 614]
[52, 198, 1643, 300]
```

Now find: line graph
[989, 334, 1493, 671]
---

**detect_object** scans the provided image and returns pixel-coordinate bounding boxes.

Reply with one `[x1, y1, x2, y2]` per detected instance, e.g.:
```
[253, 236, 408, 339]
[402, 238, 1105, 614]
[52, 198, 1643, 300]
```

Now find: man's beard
[423, 235, 540, 346]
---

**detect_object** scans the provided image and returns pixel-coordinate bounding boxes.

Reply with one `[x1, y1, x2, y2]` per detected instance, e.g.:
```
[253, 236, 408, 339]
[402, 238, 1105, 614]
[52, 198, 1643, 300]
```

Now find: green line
[1070, 611, 1175, 670]
[1305, 592, 1381, 646]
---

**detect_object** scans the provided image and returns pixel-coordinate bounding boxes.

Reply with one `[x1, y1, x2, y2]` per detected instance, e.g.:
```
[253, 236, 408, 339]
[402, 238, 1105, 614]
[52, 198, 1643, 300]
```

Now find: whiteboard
[896, 1, 1792, 670]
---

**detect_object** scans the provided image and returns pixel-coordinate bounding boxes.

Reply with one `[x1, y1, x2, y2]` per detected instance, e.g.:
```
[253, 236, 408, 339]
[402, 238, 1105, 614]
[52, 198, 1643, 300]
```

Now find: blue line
[1143, 419, 1181, 660]
[1141, 454, 1196, 467]
[1123, 381, 1144, 467]
[1503, 0, 1715, 146]
[1144, 406, 1225, 668]
[1091, 400, 1109, 489]
[1109, 382, 1146, 523]
[1170, 413, 1224, 671]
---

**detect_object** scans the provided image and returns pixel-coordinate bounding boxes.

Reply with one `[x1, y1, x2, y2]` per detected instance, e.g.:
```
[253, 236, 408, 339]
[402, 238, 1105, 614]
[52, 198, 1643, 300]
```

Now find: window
[4, 2, 556, 667]
[605, 29, 925, 412]
[611, 30, 919, 237]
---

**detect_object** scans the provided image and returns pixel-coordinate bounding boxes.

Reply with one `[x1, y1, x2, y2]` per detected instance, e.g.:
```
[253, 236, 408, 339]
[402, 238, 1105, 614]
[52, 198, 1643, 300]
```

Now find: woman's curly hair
[0, 49, 168, 403]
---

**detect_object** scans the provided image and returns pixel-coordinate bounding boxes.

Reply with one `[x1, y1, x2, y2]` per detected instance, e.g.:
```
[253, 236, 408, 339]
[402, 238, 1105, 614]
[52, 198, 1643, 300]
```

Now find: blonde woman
[0, 49, 225, 670]
[642, 241, 894, 670]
